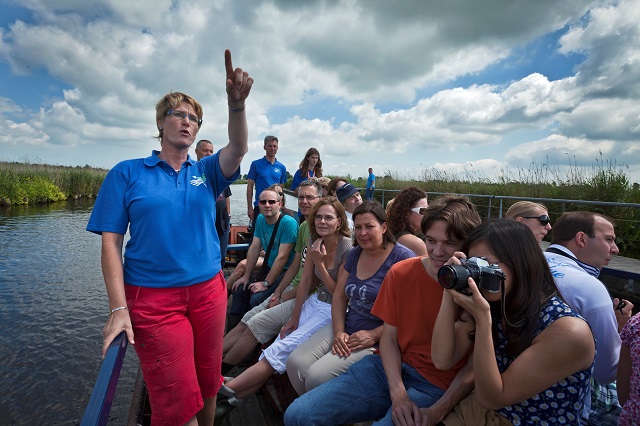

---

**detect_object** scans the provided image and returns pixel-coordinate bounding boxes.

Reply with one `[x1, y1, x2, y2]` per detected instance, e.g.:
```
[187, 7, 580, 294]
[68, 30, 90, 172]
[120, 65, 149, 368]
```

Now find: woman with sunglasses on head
[504, 201, 552, 243]
[291, 148, 323, 196]
[432, 220, 595, 425]
[87, 51, 253, 426]
[217, 197, 352, 414]
[286, 200, 416, 395]
[386, 187, 429, 256]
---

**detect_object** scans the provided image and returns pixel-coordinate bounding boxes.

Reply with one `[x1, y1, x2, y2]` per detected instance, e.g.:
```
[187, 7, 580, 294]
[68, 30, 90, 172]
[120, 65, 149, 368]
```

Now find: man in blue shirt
[366, 167, 376, 200]
[246, 135, 287, 236]
[230, 187, 298, 329]
[196, 139, 232, 270]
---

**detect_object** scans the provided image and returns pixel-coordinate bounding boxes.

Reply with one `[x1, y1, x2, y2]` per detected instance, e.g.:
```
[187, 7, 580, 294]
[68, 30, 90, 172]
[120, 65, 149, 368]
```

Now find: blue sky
[1, 0, 639, 184]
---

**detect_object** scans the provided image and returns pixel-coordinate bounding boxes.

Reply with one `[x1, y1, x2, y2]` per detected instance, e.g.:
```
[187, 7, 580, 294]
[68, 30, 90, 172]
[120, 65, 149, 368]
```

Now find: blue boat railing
[82, 242, 251, 425]
[81, 331, 128, 426]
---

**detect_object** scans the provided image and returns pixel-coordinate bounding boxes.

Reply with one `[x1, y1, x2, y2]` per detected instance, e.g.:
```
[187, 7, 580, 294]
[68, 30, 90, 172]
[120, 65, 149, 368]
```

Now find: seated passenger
[335, 182, 363, 230]
[221, 179, 322, 372]
[433, 219, 595, 425]
[286, 201, 416, 394]
[504, 200, 552, 243]
[284, 195, 481, 425]
[217, 197, 352, 412]
[228, 188, 298, 328]
[327, 177, 348, 198]
[386, 187, 429, 256]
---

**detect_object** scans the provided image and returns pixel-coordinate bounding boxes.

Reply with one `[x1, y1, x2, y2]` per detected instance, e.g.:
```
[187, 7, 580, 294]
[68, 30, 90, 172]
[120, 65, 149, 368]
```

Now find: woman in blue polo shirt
[87, 50, 253, 426]
[291, 147, 323, 196]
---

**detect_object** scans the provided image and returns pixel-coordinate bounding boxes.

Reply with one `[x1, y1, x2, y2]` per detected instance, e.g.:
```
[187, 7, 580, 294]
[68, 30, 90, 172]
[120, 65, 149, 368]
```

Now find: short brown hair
[155, 92, 203, 140]
[421, 195, 481, 243]
[550, 211, 615, 244]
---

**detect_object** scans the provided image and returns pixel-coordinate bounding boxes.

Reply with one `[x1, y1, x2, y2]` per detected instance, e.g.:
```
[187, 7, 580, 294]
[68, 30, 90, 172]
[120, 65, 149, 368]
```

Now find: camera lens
[438, 264, 471, 291]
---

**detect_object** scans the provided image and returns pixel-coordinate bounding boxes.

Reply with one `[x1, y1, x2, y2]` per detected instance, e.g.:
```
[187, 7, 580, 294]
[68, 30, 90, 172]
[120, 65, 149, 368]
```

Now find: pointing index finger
[225, 49, 233, 77]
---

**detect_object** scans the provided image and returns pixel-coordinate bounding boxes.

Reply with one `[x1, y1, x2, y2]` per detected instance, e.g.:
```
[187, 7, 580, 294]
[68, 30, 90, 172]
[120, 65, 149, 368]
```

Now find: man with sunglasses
[544, 211, 633, 425]
[229, 187, 298, 330]
[246, 135, 287, 237]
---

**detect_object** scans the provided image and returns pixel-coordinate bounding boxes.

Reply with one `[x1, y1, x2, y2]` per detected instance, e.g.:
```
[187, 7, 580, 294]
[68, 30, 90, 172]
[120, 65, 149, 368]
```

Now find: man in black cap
[335, 182, 362, 230]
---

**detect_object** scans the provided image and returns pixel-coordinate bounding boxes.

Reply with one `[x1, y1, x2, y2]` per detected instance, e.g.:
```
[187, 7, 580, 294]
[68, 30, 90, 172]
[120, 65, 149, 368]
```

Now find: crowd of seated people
[217, 180, 634, 425]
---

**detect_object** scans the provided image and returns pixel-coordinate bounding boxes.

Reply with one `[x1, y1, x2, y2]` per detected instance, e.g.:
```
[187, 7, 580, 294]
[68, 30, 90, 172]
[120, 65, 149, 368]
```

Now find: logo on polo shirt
[190, 174, 207, 187]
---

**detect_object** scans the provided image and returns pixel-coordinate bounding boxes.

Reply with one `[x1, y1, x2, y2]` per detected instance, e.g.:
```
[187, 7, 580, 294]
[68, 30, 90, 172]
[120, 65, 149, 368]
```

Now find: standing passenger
[291, 148, 323, 196]
[86, 50, 253, 426]
[196, 139, 232, 270]
[246, 135, 287, 236]
[365, 167, 376, 200]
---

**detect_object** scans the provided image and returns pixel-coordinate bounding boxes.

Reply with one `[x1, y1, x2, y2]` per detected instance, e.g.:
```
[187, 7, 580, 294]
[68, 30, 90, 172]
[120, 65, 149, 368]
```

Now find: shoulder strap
[259, 213, 284, 276]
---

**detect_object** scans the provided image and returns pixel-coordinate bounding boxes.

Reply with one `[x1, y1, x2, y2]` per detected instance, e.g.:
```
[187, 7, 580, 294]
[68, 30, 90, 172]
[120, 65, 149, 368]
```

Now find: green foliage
[0, 161, 108, 205]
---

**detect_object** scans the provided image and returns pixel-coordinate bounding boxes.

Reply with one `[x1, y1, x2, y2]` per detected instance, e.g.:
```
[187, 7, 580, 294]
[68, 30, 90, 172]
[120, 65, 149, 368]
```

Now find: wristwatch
[262, 280, 270, 288]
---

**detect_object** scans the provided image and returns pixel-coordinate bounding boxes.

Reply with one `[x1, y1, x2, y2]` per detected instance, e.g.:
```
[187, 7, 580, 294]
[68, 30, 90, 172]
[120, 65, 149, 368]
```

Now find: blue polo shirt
[87, 150, 239, 288]
[247, 157, 287, 206]
[254, 213, 298, 269]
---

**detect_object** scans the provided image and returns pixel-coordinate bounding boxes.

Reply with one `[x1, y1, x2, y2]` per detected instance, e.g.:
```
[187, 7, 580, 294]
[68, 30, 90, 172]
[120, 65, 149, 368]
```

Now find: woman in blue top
[86, 50, 253, 426]
[432, 220, 595, 425]
[291, 147, 322, 196]
[286, 200, 416, 395]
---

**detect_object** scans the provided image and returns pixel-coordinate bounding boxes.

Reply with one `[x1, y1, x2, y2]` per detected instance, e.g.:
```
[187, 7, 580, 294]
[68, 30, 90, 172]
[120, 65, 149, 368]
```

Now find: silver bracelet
[228, 104, 245, 112]
[109, 306, 128, 316]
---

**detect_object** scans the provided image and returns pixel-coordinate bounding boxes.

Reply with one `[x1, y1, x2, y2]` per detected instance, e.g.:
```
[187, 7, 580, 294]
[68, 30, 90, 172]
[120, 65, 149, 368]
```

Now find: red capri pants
[125, 272, 227, 426]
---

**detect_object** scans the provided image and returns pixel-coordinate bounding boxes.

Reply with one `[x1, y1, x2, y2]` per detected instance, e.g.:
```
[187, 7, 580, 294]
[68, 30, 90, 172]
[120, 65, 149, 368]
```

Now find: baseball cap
[336, 183, 359, 203]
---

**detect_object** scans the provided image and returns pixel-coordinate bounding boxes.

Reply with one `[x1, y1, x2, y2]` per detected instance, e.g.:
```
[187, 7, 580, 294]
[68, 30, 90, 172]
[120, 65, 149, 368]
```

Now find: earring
[159, 126, 163, 130]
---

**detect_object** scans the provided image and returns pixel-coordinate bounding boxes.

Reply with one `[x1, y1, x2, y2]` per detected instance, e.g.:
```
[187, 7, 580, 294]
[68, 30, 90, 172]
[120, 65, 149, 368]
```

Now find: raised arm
[219, 49, 253, 178]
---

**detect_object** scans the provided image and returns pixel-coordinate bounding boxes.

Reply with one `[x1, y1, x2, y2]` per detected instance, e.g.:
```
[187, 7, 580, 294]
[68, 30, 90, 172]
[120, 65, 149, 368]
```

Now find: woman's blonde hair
[505, 201, 547, 219]
[155, 92, 203, 140]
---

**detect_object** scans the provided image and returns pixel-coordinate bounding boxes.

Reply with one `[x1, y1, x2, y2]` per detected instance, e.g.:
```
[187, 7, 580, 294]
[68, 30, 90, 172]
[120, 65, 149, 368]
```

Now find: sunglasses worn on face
[259, 199, 279, 205]
[523, 214, 550, 226]
[411, 207, 427, 215]
[166, 109, 203, 126]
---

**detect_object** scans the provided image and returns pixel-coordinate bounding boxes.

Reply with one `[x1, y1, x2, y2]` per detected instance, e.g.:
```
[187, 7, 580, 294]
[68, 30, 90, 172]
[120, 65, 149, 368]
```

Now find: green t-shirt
[291, 220, 310, 288]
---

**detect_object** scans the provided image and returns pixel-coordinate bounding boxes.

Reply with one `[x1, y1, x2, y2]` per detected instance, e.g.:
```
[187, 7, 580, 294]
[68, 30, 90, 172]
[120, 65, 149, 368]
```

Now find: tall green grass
[0, 161, 108, 205]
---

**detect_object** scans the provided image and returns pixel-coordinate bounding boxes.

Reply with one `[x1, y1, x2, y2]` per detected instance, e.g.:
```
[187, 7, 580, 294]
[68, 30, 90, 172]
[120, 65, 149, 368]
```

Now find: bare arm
[100, 232, 134, 357]
[380, 323, 422, 425]
[432, 289, 475, 370]
[249, 242, 294, 294]
[280, 247, 317, 338]
[617, 343, 631, 405]
[267, 252, 300, 307]
[232, 236, 262, 291]
[218, 50, 253, 178]
[246, 179, 255, 220]
[420, 357, 475, 425]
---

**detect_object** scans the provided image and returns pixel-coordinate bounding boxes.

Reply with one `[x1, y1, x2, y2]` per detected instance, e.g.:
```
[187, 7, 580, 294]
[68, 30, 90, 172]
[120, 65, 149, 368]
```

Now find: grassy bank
[0, 161, 108, 206]
[4, 158, 640, 258]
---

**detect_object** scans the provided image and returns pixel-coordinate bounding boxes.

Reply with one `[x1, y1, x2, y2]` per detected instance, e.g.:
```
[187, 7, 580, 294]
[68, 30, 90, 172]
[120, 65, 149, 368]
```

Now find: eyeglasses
[411, 207, 428, 215]
[315, 215, 337, 222]
[166, 109, 203, 126]
[522, 215, 551, 226]
[259, 199, 279, 205]
[299, 195, 320, 202]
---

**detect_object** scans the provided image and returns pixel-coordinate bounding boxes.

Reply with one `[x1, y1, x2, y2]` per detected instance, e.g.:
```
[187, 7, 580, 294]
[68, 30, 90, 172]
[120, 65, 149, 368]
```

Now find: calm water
[0, 184, 295, 425]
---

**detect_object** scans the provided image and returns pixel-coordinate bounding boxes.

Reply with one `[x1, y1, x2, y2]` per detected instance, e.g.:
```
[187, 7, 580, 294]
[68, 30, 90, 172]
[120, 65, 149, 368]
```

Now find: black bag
[251, 213, 283, 283]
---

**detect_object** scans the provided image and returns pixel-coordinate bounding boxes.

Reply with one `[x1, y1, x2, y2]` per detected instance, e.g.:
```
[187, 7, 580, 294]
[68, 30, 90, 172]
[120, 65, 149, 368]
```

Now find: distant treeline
[3, 158, 640, 258]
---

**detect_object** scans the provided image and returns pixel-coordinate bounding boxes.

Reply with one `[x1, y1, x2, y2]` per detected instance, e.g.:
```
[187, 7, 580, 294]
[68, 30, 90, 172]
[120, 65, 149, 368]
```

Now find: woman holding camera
[432, 220, 595, 425]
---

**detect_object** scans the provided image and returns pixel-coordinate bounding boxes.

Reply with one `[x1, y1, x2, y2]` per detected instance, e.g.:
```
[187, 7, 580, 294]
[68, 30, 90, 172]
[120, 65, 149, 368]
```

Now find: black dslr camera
[437, 257, 505, 293]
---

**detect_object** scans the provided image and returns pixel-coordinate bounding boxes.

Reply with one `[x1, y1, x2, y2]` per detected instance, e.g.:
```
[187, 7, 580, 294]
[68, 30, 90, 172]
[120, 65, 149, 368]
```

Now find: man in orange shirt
[285, 195, 481, 425]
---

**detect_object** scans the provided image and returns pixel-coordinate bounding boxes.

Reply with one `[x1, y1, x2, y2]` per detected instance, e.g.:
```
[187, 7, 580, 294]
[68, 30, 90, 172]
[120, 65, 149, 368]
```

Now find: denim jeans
[229, 271, 283, 317]
[284, 354, 445, 426]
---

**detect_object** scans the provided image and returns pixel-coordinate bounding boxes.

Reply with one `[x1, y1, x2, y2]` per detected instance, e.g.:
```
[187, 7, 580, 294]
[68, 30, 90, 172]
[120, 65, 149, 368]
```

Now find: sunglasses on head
[259, 199, 279, 205]
[523, 214, 550, 226]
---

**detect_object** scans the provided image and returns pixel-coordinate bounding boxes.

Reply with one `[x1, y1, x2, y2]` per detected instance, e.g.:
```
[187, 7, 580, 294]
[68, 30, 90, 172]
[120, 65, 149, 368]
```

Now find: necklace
[174, 169, 180, 172]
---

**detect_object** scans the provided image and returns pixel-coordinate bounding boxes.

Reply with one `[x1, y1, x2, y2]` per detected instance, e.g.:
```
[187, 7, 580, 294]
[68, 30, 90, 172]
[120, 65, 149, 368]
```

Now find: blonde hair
[505, 201, 548, 219]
